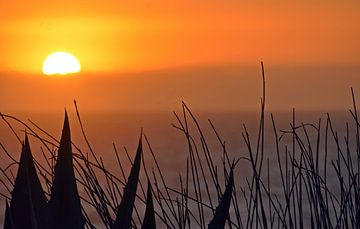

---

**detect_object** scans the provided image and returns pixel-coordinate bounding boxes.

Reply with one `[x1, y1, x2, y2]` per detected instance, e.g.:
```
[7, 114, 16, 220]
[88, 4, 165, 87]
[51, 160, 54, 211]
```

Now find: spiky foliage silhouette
[7, 135, 47, 229]
[47, 112, 84, 229]
[111, 136, 142, 229]
[141, 181, 156, 229]
[3, 201, 13, 229]
[208, 169, 234, 229]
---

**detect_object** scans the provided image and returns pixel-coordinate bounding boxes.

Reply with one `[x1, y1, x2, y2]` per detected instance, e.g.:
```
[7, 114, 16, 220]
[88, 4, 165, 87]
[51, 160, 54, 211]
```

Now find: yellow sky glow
[0, 0, 359, 73]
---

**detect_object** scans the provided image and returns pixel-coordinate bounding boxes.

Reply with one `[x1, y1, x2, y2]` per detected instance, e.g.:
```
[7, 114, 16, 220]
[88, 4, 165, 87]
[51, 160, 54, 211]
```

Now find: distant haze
[1, 65, 359, 113]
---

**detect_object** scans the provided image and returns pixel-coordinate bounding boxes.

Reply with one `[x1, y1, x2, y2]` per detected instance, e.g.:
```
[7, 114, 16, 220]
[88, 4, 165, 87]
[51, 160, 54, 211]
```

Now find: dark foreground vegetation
[1, 64, 359, 228]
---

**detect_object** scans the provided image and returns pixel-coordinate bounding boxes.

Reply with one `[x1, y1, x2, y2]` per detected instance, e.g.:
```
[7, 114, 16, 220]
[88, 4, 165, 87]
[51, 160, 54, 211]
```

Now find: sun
[42, 52, 81, 75]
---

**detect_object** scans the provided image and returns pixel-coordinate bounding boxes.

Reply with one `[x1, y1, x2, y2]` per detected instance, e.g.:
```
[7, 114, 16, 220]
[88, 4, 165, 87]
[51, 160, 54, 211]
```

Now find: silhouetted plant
[141, 181, 156, 229]
[7, 135, 47, 229]
[47, 112, 85, 229]
[111, 136, 142, 229]
[0, 63, 359, 229]
[4, 200, 13, 229]
[208, 168, 234, 229]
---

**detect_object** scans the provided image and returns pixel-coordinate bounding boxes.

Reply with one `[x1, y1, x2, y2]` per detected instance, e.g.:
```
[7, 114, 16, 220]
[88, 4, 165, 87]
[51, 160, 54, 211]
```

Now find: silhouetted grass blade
[8, 134, 47, 229]
[112, 135, 142, 229]
[48, 111, 84, 229]
[208, 169, 234, 229]
[141, 180, 156, 229]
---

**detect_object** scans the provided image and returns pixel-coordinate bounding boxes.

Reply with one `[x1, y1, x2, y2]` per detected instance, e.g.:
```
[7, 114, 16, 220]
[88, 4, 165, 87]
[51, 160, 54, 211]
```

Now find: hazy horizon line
[1, 62, 359, 77]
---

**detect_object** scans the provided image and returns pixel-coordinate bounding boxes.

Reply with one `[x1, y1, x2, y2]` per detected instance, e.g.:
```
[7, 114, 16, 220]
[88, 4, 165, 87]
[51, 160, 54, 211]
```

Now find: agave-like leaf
[48, 111, 84, 229]
[208, 169, 234, 229]
[111, 135, 143, 229]
[141, 180, 156, 229]
[8, 134, 47, 229]
[4, 201, 14, 229]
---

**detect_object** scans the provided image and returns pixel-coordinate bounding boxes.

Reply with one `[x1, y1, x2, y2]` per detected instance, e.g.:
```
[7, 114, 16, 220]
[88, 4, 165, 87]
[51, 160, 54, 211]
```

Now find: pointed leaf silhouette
[4, 201, 14, 229]
[112, 135, 142, 229]
[141, 181, 156, 229]
[48, 112, 84, 229]
[208, 169, 234, 229]
[9, 134, 47, 229]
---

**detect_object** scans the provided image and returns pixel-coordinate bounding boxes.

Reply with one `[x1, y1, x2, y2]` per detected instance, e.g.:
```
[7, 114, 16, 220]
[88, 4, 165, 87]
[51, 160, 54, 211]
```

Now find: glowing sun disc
[42, 52, 81, 75]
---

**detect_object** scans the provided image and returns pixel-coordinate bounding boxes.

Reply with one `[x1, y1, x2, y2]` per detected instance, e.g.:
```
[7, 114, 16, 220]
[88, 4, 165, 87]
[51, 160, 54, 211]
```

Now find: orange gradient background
[0, 0, 359, 112]
[1, 0, 359, 73]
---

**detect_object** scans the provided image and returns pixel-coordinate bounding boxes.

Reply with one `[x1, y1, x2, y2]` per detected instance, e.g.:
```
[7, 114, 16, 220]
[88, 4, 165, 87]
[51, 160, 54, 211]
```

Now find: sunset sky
[2, 2, 360, 228]
[0, 0, 359, 112]
[1, 0, 359, 73]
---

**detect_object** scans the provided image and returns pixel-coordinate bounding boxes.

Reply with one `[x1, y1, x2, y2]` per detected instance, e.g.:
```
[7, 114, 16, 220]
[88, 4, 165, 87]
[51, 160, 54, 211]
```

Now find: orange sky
[1, 0, 359, 73]
[0, 1, 359, 114]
